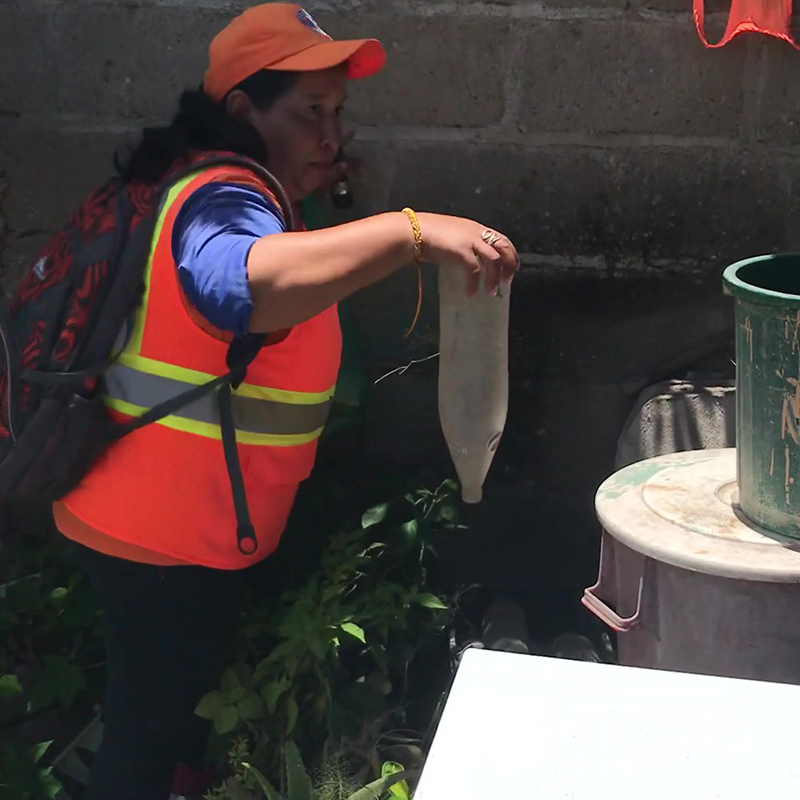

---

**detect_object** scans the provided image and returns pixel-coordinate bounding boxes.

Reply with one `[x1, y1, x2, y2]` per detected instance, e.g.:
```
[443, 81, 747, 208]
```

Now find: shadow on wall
[350, 267, 736, 635]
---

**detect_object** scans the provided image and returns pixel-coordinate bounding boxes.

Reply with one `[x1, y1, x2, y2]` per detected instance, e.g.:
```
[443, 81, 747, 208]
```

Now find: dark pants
[70, 542, 246, 800]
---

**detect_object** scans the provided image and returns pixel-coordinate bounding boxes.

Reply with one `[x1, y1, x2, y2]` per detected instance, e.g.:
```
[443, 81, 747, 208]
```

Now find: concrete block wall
[2, 1, 799, 276]
[0, 0, 795, 627]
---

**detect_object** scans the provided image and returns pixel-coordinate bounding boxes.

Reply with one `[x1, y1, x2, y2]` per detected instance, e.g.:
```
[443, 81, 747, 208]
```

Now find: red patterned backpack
[0, 154, 292, 528]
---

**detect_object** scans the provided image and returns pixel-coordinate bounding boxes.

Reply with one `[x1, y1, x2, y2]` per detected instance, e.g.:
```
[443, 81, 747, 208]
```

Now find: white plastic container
[584, 448, 800, 684]
[437, 264, 510, 503]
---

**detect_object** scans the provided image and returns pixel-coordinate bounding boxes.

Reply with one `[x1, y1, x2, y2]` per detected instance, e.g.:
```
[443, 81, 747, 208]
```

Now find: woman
[52, 4, 518, 798]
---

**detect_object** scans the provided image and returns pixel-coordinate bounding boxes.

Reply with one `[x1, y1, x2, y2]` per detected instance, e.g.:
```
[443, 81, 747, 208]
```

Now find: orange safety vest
[60, 161, 342, 569]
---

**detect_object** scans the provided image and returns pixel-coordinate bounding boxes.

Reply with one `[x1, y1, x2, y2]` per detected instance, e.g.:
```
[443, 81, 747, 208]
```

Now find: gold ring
[481, 229, 500, 246]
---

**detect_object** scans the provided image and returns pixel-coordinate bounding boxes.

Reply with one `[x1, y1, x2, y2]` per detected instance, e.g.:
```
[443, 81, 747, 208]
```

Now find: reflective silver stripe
[102, 363, 331, 436]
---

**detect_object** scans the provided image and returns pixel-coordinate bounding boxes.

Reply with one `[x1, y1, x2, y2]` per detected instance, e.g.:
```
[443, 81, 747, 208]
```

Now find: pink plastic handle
[581, 532, 643, 633]
[582, 583, 641, 633]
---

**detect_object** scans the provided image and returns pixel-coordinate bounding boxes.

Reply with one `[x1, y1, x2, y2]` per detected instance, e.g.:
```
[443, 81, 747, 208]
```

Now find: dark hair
[114, 70, 298, 184]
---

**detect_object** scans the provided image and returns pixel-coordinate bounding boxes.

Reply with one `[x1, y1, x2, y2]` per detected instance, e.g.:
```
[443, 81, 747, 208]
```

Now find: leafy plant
[0, 536, 104, 799]
[0, 741, 63, 800]
[207, 738, 414, 800]
[379, 762, 409, 800]
[0, 673, 23, 699]
[199, 480, 460, 795]
[0, 476, 458, 800]
[1, 538, 103, 725]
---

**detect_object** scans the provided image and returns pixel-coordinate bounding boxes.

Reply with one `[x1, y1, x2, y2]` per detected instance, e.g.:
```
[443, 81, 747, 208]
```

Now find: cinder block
[506, 271, 733, 384]
[623, 0, 730, 11]
[348, 265, 440, 368]
[441, 0, 724, 10]
[363, 355, 447, 467]
[518, 0, 631, 8]
[0, 121, 128, 287]
[51, 5, 478, 125]
[518, 20, 747, 137]
[0, 7, 57, 114]
[507, 270, 735, 490]
[521, 0, 730, 13]
[388, 142, 797, 263]
[492, 275, 732, 490]
[319, 14, 510, 127]
[757, 38, 800, 144]
[500, 378, 632, 490]
[53, 5, 230, 120]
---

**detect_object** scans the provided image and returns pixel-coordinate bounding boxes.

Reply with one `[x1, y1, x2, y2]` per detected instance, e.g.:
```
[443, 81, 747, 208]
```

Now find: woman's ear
[225, 89, 253, 121]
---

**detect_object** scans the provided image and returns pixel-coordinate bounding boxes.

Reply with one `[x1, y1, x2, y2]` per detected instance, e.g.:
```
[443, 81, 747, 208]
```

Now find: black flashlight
[330, 148, 354, 210]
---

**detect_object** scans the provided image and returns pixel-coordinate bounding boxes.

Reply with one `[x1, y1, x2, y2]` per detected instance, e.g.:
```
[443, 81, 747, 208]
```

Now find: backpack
[0, 154, 296, 556]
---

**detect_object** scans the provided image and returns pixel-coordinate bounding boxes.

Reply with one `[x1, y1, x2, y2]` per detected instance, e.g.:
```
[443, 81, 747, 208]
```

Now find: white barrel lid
[596, 448, 800, 582]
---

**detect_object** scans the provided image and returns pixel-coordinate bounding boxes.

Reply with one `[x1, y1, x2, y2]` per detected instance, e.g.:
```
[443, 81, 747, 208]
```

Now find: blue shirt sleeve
[171, 181, 286, 337]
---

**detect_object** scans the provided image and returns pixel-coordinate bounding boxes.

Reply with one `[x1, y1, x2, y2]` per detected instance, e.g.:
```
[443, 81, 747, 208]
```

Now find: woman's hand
[416, 213, 519, 296]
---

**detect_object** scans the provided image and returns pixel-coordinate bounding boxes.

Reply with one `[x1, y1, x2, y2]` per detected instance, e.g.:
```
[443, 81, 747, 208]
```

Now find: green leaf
[415, 593, 448, 610]
[31, 741, 53, 765]
[309, 636, 328, 660]
[340, 622, 366, 643]
[261, 679, 290, 714]
[214, 705, 240, 735]
[253, 657, 272, 682]
[28, 656, 87, 712]
[40, 770, 64, 800]
[264, 639, 295, 665]
[400, 519, 419, 543]
[49, 586, 69, 602]
[61, 588, 100, 630]
[0, 673, 23, 698]
[234, 663, 252, 687]
[241, 762, 284, 800]
[285, 694, 299, 735]
[382, 762, 411, 799]
[0, 741, 64, 800]
[226, 686, 246, 703]
[238, 691, 266, 721]
[220, 667, 240, 693]
[347, 770, 413, 800]
[361, 503, 389, 529]
[195, 691, 224, 720]
[321, 585, 342, 603]
[0, 742, 55, 800]
[284, 740, 313, 800]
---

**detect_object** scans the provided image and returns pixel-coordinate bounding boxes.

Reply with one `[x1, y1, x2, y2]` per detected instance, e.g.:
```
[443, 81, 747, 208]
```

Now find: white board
[414, 648, 800, 799]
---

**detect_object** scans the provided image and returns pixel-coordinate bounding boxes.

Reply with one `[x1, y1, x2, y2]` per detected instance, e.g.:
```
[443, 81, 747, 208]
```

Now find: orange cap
[203, 4, 386, 101]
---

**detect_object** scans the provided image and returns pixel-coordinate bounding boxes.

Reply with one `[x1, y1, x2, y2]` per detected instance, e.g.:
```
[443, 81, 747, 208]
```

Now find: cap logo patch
[297, 9, 331, 39]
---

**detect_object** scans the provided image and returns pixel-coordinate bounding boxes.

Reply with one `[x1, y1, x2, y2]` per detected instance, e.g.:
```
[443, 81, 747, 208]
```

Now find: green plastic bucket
[723, 254, 800, 538]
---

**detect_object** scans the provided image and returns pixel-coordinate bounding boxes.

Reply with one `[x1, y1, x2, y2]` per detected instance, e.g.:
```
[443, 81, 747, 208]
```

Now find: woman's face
[246, 66, 349, 203]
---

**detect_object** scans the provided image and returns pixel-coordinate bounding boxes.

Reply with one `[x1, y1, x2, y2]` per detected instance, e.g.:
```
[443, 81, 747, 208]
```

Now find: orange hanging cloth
[694, 0, 800, 48]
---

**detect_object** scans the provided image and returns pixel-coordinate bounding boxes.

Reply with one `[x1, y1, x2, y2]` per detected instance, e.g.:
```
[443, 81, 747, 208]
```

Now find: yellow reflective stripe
[126, 174, 199, 355]
[115, 352, 335, 404]
[103, 396, 323, 446]
[103, 362, 332, 434]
